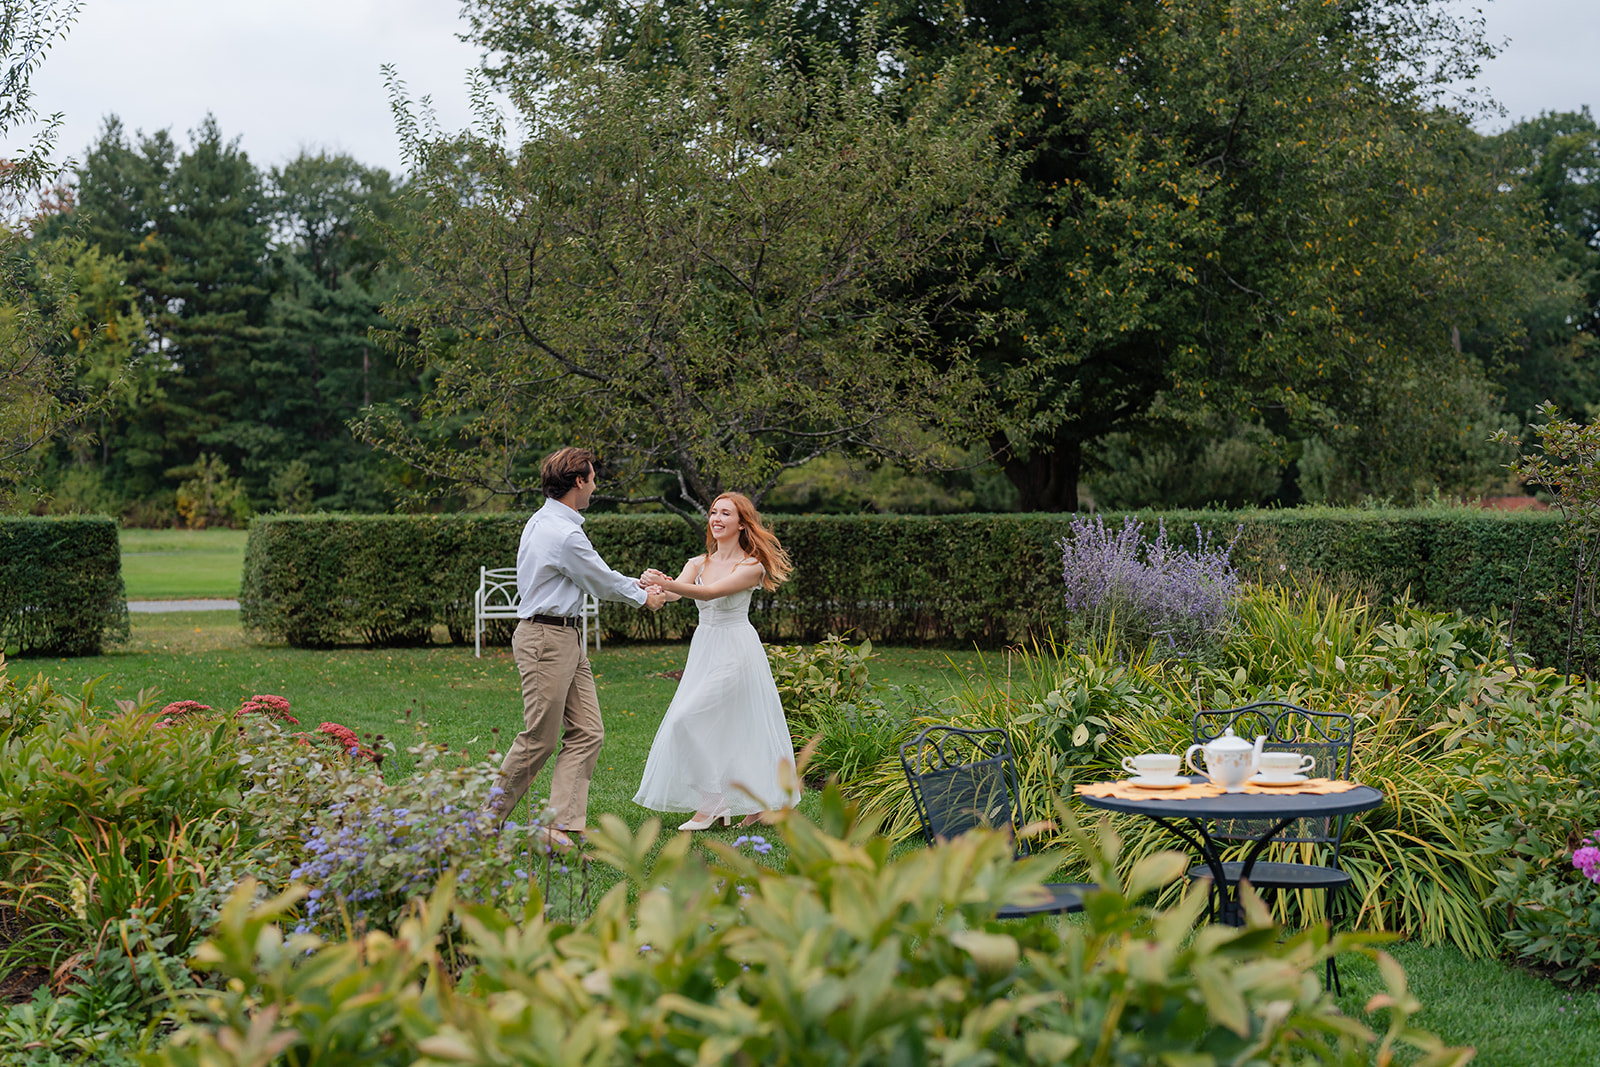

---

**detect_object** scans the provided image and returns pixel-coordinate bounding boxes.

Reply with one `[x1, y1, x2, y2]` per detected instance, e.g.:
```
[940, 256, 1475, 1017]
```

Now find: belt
[526, 614, 581, 628]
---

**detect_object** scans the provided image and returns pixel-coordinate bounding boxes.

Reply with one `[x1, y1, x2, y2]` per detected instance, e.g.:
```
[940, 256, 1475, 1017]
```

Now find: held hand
[642, 568, 672, 587]
[644, 585, 668, 611]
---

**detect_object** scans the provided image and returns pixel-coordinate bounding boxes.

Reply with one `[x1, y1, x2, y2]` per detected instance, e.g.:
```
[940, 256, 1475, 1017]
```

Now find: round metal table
[1077, 778, 1385, 925]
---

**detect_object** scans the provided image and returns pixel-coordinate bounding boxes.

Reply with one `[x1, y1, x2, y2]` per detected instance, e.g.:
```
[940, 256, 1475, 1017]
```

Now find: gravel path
[128, 599, 240, 613]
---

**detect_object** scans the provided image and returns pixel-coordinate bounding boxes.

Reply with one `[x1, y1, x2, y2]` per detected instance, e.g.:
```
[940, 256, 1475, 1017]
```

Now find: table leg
[1149, 814, 1296, 927]
[1148, 815, 1237, 924]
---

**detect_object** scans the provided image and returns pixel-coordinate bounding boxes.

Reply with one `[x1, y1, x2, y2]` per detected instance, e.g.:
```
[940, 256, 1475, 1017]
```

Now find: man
[490, 447, 666, 849]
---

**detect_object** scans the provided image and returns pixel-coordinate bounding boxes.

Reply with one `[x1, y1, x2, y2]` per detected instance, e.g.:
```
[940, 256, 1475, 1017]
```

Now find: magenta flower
[1573, 840, 1600, 885]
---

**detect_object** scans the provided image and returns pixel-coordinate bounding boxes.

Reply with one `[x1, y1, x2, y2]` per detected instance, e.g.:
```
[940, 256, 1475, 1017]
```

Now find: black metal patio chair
[899, 724, 1096, 918]
[1188, 701, 1357, 992]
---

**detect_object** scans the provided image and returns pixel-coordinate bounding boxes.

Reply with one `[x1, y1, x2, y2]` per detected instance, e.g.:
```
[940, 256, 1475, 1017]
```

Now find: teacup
[1257, 751, 1316, 778]
[1121, 753, 1182, 778]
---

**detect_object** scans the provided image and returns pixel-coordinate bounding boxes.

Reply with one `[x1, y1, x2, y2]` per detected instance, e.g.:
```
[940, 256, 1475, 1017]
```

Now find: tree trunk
[994, 428, 1082, 512]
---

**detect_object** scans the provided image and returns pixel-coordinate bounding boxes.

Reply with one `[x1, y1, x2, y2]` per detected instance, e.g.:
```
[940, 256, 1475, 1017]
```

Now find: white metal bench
[474, 566, 600, 657]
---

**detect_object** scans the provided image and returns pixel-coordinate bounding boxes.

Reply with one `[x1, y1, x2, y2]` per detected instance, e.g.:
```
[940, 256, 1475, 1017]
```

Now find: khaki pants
[493, 619, 603, 830]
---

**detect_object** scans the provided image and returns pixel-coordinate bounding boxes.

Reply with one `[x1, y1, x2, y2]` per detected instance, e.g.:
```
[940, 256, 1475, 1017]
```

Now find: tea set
[1120, 728, 1317, 791]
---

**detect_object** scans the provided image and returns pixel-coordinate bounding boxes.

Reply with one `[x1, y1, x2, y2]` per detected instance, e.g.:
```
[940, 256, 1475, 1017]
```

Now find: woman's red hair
[706, 492, 791, 591]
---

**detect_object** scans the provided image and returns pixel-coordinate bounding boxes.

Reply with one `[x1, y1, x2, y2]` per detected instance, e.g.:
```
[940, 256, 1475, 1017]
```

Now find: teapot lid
[1207, 727, 1255, 751]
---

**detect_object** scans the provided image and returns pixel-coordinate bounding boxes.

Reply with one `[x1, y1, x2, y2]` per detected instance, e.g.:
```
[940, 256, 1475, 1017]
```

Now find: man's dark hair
[541, 447, 596, 499]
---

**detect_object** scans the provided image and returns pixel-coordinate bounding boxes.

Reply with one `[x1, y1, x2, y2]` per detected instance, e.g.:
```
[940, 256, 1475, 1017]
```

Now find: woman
[633, 492, 802, 830]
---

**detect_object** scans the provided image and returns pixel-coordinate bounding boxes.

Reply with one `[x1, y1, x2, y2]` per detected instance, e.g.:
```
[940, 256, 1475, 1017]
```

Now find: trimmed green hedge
[0, 517, 129, 656]
[241, 508, 1576, 662]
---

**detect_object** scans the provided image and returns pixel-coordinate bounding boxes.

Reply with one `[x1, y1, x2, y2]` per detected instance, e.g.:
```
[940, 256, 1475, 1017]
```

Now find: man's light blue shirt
[516, 498, 648, 617]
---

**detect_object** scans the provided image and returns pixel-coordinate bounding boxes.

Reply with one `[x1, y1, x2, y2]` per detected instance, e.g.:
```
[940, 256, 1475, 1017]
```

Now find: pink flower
[236, 694, 299, 726]
[158, 700, 212, 718]
[312, 721, 375, 762]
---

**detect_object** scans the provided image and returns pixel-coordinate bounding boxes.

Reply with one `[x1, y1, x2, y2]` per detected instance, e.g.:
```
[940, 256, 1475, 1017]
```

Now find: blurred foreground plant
[152, 788, 1470, 1066]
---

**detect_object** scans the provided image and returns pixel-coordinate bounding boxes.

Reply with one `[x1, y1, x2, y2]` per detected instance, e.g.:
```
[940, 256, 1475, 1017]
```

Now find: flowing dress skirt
[633, 607, 800, 816]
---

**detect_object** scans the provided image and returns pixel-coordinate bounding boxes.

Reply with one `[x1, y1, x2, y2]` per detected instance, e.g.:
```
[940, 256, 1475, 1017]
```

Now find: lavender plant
[1060, 515, 1241, 655]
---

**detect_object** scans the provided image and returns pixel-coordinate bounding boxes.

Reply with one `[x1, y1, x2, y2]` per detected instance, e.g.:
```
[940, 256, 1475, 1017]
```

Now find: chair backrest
[1193, 702, 1355, 851]
[478, 567, 521, 615]
[899, 725, 1027, 857]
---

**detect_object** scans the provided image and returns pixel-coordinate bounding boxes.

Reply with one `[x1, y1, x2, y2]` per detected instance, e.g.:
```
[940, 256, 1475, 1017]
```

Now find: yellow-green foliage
[767, 632, 875, 725]
[151, 793, 1469, 1066]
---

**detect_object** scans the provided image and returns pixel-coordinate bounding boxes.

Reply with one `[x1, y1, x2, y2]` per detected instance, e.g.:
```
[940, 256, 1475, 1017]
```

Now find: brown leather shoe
[535, 826, 574, 853]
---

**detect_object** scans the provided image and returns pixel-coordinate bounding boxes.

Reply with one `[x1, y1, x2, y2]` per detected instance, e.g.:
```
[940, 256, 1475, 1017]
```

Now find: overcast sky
[12, 0, 1600, 179]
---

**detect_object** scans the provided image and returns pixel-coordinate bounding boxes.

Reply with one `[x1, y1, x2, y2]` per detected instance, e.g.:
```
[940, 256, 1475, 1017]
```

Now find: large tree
[46, 115, 272, 502]
[361, 13, 1017, 515]
[1485, 110, 1600, 420]
[465, 0, 1545, 509]
[0, 0, 91, 507]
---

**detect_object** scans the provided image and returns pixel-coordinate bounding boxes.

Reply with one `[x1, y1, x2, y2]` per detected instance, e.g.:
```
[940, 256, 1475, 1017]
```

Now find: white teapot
[1184, 728, 1265, 793]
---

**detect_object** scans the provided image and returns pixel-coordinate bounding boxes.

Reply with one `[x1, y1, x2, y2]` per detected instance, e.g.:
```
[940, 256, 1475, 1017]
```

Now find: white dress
[633, 571, 802, 817]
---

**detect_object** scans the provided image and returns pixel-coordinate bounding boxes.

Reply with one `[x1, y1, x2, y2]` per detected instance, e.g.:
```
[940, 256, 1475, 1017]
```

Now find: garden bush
[276, 729, 591, 943]
[0, 516, 127, 656]
[767, 632, 875, 723]
[241, 509, 1579, 664]
[150, 792, 1470, 1066]
[1060, 513, 1240, 656]
[1452, 682, 1600, 982]
[0, 664, 588, 1062]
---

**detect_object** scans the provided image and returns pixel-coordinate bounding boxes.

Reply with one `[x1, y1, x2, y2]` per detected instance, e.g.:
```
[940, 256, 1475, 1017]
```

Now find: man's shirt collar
[540, 496, 585, 526]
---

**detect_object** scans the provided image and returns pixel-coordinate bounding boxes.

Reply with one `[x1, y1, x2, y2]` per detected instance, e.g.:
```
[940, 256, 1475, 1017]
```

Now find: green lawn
[19, 611, 985, 815]
[13, 611, 1597, 1064]
[118, 528, 247, 599]
[1335, 943, 1600, 1066]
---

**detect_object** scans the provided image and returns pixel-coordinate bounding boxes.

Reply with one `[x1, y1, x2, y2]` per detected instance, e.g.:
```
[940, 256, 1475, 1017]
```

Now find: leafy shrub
[0, 679, 264, 1040]
[0, 655, 63, 740]
[0, 516, 127, 656]
[172, 452, 252, 529]
[151, 793, 1470, 1066]
[0, 983, 148, 1066]
[1061, 514, 1240, 655]
[767, 631, 874, 725]
[1457, 681, 1600, 981]
[283, 733, 587, 941]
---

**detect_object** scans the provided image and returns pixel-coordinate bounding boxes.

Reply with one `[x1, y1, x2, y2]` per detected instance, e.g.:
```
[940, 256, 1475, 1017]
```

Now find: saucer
[1249, 773, 1308, 786]
[1127, 775, 1190, 789]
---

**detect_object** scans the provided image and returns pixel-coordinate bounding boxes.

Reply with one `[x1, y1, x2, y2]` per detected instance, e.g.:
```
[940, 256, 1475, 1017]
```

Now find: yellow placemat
[1240, 777, 1359, 796]
[1076, 778, 1362, 802]
[1076, 780, 1223, 801]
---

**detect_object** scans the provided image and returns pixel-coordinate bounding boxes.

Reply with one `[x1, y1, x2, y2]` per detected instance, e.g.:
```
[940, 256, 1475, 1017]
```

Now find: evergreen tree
[240, 152, 404, 510]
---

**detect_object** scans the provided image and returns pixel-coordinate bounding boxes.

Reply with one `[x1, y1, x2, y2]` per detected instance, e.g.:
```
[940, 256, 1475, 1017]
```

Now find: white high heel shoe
[679, 810, 732, 831]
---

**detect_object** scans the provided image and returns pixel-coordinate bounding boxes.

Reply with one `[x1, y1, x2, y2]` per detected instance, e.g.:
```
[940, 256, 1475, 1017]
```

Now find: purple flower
[1060, 516, 1240, 651]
